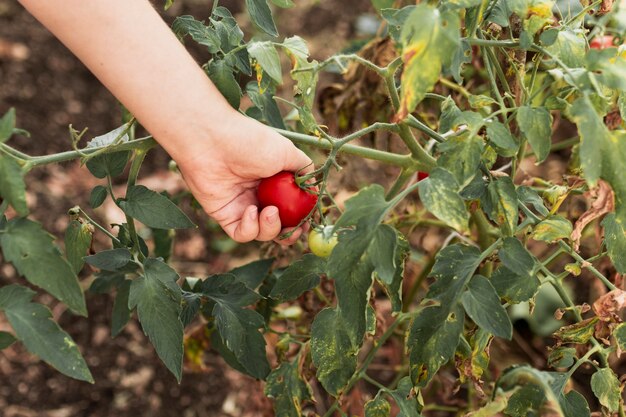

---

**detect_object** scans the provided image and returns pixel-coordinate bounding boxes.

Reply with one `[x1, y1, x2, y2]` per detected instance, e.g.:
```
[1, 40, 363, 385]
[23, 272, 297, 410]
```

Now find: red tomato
[417, 171, 429, 181]
[257, 171, 318, 227]
[590, 35, 617, 49]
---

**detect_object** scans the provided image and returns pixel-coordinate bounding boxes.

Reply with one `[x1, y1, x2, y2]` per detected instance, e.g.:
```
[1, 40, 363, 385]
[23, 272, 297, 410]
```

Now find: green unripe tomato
[308, 226, 338, 258]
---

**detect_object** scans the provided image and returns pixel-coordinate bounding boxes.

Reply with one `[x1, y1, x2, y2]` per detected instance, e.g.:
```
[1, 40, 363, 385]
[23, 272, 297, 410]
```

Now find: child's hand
[175, 111, 313, 244]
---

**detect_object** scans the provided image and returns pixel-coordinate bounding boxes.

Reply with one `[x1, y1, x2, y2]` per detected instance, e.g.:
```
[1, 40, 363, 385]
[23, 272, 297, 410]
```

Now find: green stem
[123, 149, 150, 261]
[557, 241, 616, 290]
[386, 168, 416, 200]
[77, 207, 121, 244]
[406, 115, 446, 143]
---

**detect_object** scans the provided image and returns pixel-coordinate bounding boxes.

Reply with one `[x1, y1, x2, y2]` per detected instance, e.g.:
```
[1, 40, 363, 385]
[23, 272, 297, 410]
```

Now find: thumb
[280, 144, 314, 175]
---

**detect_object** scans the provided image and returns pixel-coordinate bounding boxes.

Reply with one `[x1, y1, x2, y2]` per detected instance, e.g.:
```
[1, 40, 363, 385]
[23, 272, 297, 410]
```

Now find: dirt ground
[0, 0, 374, 416]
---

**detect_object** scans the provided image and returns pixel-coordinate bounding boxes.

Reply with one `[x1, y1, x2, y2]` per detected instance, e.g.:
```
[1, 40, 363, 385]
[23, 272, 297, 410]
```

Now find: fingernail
[249, 207, 258, 220]
[267, 207, 279, 224]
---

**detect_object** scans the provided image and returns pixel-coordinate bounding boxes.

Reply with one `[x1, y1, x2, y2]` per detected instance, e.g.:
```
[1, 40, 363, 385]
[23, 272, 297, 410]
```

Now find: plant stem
[557, 241, 616, 290]
[77, 207, 121, 244]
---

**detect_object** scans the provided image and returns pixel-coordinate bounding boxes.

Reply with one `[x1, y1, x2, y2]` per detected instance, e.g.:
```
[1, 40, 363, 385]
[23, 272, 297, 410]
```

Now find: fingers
[222, 204, 308, 245]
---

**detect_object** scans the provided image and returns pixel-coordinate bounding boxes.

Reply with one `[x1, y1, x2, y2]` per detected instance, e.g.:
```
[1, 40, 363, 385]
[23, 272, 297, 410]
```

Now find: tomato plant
[257, 171, 318, 227]
[2, 0, 626, 416]
[308, 226, 338, 258]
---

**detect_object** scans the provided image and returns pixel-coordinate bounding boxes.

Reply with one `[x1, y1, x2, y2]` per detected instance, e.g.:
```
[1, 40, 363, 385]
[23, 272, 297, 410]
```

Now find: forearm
[18, 0, 234, 162]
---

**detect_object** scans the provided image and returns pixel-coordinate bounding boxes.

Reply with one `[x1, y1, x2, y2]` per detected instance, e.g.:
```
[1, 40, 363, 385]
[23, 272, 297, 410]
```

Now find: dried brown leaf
[571, 180, 614, 251]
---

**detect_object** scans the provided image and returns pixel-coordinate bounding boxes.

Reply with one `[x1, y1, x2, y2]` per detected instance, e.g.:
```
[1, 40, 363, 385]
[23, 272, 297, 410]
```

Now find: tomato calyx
[257, 171, 319, 228]
[308, 225, 338, 258]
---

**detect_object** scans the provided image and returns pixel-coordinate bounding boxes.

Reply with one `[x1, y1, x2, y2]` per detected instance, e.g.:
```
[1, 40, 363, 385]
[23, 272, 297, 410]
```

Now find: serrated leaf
[111, 280, 131, 337]
[397, 4, 460, 119]
[207, 60, 242, 109]
[365, 393, 391, 417]
[486, 120, 519, 157]
[0, 331, 16, 349]
[269, 254, 325, 301]
[119, 185, 195, 230]
[84, 248, 131, 271]
[202, 274, 269, 379]
[517, 106, 552, 163]
[437, 134, 484, 187]
[129, 258, 184, 381]
[491, 266, 540, 304]
[85, 151, 130, 179]
[0, 153, 27, 216]
[517, 186, 550, 217]
[482, 176, 518, 236]
[462, 275, 513, 339]
[89, 185, 108, 209]
[246, 0, 278, 37]
[247, 41, 283, 84]
[389, 376, 422, 417]
[265, 360, 313, 417]
[0, 218, 86, 316]
[532, 215, 572, 242]
[368, 224, 398, 284]
[0, 285, 93, 382]
[0, 107, 16, 143]
[64, 220, 93, 275]
[408, 303, 464, 388]
[499, 237, 537, 276]
[246, 82, 286, 129]
[546, 30, 586, 68]
[591, 368, 621, 412]
[172, 15, 220, 53]
[230, 258, 274, 290]
[602, 213, 626, 273]
[570, 96, 626, 226]
[310, 308, 356, 396]
[418, 167, 470, 232]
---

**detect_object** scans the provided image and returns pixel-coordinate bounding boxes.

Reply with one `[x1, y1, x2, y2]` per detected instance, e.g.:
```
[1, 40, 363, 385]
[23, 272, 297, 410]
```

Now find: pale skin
[18, 0, 313, 244]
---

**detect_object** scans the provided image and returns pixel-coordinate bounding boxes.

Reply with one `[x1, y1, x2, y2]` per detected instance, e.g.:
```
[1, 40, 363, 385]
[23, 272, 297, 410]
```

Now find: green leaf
[84, 248, 131, 271]
[554, 318, 598, 345]
[437, 134, 484, 187]
[486, 120, 519, 157]
[264, 360, 313, 417]
[310, 308, 356, 396]
[245, 0, 278, 37]
[270, 254, 325, 301]
[408, 303, 464, 388]
[270, 0, 294, 7]
[548, 346, 577, 369]
[365, 393, 391, 417]
[408, 243, 481, 386]
[0, 331, 16, 349]
[111, 280, 131, 337]
[505, 384, 545, 417]
[248, 42, 282, 84]
[570, 96, 626, 226]
[546, 30, 586, 68]
[499, 237, 537, 276]
[517, 185, 550, 217]
[202, 274, 269, 379]
[0, 153, 28, 216]
[164, 0, 174, 10]
[85, 151, 130, 179]
[89, 185, 108, 209]
[129, 258, 184, 381]
[246, 82, 286, 129]
[368, 224, 398, 285]
[152, 228, 174, 262]
[591, 368, 621, 412]
[172, 15, 220, 53]
[418, 167, 470, 232]
[230, 258, 274, 290]
[0, 218, 86, 316]
[379, 230, 409, 313]
[389, 376, 422, 417]
[0, 285, 93, 382]
[615, 323, 626, 351]
[532, 215, 572, 242]
[64, 220, 93, 275]
[587, 48, 626, 91]
[482, 176, 518, 236]
[0, 107, 16, 143]
[397, 4, 460, 119]
[89, 270, 126, 294]
[491, 266, 539, 303]
[517, 106, 552, 163]
[207, 60, 242, 109]
[381, 6, 416, 43]
[602, 213, 626, 273]
[560, 390, 591, 417]
[119, 185, 196, 230]
[462, 275, 512, 339]
[469, 396, 508, 417]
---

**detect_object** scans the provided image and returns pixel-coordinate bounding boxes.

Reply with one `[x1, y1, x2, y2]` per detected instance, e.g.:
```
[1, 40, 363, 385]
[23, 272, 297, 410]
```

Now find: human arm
[18, 0, 313, 243]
